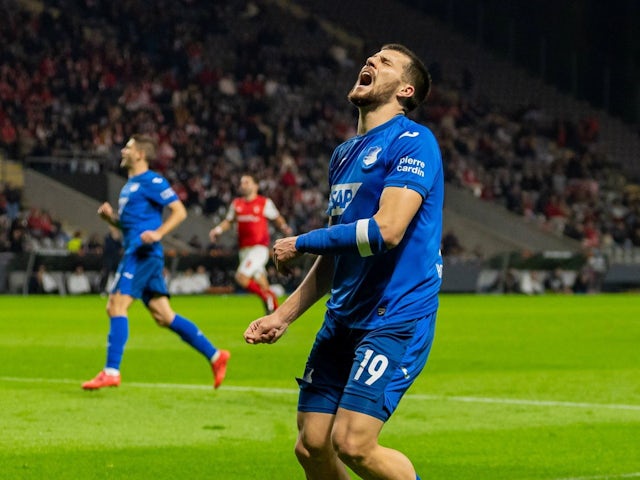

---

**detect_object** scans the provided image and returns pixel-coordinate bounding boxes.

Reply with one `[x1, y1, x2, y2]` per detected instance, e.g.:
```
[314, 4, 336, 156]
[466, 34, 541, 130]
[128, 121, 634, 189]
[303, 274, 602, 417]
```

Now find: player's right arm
[244, 253, 333, 344]
[97, 202, 120, 228]
[209, 218, 232, 243]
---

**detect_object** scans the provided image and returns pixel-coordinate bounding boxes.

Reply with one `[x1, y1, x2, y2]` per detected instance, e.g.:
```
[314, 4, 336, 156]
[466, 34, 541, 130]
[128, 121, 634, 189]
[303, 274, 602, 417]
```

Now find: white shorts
[237, 245, 269, 279]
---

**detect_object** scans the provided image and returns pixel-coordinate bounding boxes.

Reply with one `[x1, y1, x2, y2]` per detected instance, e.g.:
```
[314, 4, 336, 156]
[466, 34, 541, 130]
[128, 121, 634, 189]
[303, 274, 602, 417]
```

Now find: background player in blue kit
[82, 134, 230, 390]
[244, 44, 443, 480]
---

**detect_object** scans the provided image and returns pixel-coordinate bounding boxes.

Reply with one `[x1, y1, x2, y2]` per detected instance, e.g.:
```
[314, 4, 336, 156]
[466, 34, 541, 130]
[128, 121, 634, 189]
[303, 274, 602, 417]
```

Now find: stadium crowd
[2, 0, 640, 293]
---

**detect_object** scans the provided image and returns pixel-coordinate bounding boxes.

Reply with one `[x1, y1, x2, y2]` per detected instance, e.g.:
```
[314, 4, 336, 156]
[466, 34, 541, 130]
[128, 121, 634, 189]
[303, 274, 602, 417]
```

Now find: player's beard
[348, 79, 399, 109]
[120, 153, 134, 170]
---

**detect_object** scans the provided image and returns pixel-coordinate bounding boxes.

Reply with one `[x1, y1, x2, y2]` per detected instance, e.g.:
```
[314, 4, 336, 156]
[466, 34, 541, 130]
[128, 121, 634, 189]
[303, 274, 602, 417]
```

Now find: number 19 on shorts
[354, 349, 389, 385]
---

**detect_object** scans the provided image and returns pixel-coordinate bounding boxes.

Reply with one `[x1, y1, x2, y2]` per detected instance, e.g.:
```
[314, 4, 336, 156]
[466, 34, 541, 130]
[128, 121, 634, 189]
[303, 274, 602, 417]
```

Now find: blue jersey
[117, 170, 179, 257]
[324, 115, 443, 329]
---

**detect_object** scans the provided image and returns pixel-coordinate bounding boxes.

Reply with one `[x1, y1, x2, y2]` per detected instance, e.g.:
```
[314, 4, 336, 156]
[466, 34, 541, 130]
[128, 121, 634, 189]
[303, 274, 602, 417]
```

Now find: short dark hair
[381, 43, 431, 113]
[131, 134, 157, 161]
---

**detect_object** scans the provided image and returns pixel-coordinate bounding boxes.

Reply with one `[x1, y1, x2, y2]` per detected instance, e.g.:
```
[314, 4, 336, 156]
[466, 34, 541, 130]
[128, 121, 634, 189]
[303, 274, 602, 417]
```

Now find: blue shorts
[297, 311, 437, 422]
[111, 254, 169, 305]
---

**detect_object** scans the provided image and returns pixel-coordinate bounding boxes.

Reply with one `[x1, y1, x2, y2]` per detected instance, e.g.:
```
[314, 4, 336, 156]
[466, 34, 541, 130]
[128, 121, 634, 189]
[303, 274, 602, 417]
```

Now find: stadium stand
[2, 0, 639, 293]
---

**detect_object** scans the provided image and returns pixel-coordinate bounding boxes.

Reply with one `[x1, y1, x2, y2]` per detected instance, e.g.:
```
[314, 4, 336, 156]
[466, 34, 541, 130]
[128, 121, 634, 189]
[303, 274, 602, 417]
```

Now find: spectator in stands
[489, 268, 521, 293]
[67, 230, 84, 253]
[585, 248, 607, 292]
[26, 207, 54, 239]
[28, 263, 59, 294]
[572, 268, 591, 294]
[519, 270, 545, 295]
[66, 264, 92, 295]
[2, 0, 638, 273]
[8, 224, 27, 253]
[3, 183, 21, 221]
[169, 267, 198, 295]
[192, 265, 211, 293]
[85, 233, 103, 255]
[544, 268, 570, 294]
[98, 225, 122, 293]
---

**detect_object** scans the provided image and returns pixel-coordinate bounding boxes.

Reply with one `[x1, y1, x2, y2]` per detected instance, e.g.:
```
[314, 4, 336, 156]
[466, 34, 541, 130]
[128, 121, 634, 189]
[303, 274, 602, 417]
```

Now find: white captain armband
[295, 218, 387, 257]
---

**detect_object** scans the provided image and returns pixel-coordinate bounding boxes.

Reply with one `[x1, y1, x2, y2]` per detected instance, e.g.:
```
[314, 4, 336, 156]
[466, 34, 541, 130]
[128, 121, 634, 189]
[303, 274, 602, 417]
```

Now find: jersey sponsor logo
[160, 188, 175, 200]
[399, 131, 420, 139]
[363, 146, 382, 167]
[237, 214, 260, 222]
[396, 156, 425, 177]
[123, 272, 134, 279]
[328, 182, 362, 216]
[436, 262, 443, 278]
[152, 177, 163, 184]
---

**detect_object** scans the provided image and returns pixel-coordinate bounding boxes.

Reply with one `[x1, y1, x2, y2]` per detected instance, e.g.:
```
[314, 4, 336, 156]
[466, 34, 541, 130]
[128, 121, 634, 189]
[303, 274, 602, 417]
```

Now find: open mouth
[359, 70, 373, 86]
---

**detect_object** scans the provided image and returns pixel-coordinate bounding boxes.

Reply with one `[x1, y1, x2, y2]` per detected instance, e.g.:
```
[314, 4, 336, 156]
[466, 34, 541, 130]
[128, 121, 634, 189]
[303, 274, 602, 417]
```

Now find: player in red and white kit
[209, 174, 292, 313]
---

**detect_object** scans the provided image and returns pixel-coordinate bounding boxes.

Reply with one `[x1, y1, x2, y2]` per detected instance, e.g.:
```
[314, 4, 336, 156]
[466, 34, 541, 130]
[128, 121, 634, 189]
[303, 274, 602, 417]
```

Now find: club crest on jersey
[362, 146, 382, 168]
[328, 182, 362, 216]
[160, 188, 175, 200]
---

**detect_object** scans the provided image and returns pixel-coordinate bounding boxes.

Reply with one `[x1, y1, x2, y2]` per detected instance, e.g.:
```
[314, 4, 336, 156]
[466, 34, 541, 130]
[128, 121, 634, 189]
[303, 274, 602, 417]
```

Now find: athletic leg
[295, 411, 351, 480]
[147, 295, 217, 360]
[104, 292, 134, 370]
[147, 295, 230, 388]
[332, 408, 418, 480]
[82, 292, 133, 389]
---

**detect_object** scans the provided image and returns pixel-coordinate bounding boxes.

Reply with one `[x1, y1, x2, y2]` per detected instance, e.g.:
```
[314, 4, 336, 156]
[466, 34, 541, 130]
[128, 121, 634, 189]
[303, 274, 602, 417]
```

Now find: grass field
[0, 293, 639, 480]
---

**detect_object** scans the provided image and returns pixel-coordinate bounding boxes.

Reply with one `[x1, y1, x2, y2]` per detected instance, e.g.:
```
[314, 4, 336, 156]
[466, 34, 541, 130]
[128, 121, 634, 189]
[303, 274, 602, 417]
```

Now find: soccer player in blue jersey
[244, 44, 442, 480]
[82, 134, 230, 390]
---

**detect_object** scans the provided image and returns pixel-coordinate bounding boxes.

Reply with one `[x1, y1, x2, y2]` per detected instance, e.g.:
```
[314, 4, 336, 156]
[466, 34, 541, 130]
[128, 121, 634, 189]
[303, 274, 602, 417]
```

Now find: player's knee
[153, 312, 172, 327]
[332, 433, 368, 468]
[295, 432, 332, 463]
[147, 308, 172, 327]
[106, 302, 124, 318]
[294, 438, 310, 464]
[234, 272, 248, 286]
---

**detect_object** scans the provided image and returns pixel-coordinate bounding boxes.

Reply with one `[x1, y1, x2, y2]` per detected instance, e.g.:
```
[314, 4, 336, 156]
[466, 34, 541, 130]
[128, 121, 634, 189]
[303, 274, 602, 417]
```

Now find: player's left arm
[264, 198, 293, 235]
[372, 186, 423, 249]
[140, 199, 187, 244]
[274, 214, 293, 236]
[274, 186, 421, 263]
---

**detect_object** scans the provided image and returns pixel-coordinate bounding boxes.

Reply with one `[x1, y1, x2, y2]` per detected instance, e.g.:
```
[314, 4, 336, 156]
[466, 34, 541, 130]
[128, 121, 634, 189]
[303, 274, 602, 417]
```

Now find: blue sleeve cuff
[295, 219, 387, 257]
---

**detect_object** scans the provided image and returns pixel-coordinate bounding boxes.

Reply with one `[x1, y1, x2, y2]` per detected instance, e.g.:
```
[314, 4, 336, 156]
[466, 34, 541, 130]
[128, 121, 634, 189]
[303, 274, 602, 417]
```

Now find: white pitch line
[408, 393, 640, 412]
[551, 473, 640, 480]
[2, 376, 640, 412]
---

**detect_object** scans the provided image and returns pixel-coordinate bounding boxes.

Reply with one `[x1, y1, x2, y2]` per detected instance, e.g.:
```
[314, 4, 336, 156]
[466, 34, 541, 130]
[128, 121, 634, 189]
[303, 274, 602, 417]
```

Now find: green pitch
[0, 294, 638, 480]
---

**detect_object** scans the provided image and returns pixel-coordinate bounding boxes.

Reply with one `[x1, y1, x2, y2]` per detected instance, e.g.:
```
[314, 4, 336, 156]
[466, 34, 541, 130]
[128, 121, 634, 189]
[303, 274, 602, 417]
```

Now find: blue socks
[105, 314, 216, 371]
[169, 314, 217, 361]
[106, 316, 128, 370]
[416, 475, 421, 480]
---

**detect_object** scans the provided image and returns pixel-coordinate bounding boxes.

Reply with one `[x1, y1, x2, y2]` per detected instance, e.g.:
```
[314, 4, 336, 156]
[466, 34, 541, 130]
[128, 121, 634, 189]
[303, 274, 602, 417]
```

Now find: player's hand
[97, 202, 113, 220]
[273, 236, 302, 274]
[140, 230, 162, 244]
[244, 315, 288, 344]
[209, 226, 222, 243]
